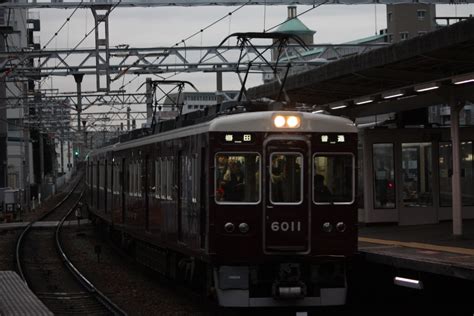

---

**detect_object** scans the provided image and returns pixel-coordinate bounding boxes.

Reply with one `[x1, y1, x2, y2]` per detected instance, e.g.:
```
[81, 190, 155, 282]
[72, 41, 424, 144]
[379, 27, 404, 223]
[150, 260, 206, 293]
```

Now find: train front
[208, 111, 358, 307]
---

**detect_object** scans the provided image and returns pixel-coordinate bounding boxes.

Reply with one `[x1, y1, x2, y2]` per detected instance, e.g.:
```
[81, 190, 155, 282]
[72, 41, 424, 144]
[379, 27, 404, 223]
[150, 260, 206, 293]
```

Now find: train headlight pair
[273, 115, 301, 129]
[224, 222, 250, 234]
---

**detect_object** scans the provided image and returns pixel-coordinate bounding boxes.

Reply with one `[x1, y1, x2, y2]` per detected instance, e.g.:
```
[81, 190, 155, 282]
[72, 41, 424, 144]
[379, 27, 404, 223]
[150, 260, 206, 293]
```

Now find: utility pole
[127, 107, 131, 131]
[216, 66, 223, 104]
[73, 73, 84, 162]
[146, 77, 153, 125]
[0, 32, 7, 188]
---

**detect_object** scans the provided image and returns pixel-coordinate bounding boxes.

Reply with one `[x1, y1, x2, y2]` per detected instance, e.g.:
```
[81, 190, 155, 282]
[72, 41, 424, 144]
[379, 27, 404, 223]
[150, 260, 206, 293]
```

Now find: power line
[118, 1, 251, 91]
[40, 0, 123, 85]
[264, 0, 328, 33]
[41, 0, 85, 50]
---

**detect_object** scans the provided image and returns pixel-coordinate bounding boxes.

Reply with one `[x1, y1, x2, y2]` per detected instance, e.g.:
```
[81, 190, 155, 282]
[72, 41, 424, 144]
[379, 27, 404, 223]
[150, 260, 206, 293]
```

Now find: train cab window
[313, 154, 354, 204]
[215, 153, 260, 204]
[270, 153, 303, 204]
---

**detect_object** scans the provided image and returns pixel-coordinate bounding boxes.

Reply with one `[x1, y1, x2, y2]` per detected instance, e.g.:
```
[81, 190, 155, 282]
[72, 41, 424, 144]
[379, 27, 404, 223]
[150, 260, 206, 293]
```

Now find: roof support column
[450, 99, 465, 237]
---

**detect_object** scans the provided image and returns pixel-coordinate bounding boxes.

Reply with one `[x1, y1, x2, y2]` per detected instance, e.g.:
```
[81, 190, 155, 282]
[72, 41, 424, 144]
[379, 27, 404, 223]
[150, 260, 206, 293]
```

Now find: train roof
[90, 111, 356, 157]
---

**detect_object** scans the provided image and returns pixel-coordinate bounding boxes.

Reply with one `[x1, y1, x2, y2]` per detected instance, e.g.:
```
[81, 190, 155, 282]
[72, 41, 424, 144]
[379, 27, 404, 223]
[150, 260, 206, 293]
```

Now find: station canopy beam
[0, 0, 472, 8]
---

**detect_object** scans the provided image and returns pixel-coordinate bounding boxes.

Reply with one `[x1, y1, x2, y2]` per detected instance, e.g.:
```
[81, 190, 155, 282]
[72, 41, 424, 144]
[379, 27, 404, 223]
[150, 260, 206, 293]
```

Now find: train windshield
[215, 153, 260, 204]
[270, 153, 303, 204]
[314, 154, 354, 204]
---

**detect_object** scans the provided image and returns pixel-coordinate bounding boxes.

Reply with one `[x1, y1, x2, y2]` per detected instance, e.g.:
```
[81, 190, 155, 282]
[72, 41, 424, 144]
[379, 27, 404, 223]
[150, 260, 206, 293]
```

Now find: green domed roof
[274, 18, 315, 35]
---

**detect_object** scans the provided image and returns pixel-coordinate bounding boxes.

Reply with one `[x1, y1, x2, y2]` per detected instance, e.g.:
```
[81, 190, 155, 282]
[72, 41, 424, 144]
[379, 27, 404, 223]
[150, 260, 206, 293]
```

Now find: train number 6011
[271, 221, 301, 232]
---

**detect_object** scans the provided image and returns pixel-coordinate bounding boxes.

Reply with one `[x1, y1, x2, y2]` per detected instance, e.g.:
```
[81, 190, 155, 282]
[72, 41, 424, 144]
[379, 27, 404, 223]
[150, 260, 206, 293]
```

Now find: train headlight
[273, 114, 301, 128]
[239, 223, 250, 233]
[286, 116, 301, 128]
[274, 115, 286, 128]
[224, 222, 235, 233]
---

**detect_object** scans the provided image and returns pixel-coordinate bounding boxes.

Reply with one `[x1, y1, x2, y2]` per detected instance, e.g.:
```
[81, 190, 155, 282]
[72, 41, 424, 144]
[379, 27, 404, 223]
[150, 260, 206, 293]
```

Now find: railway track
[15, 178, 127, 316]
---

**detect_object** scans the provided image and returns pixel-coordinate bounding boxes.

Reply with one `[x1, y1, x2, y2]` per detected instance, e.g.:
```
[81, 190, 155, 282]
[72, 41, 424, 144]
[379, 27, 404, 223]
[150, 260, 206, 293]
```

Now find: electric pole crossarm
[1, 43, 386, 79]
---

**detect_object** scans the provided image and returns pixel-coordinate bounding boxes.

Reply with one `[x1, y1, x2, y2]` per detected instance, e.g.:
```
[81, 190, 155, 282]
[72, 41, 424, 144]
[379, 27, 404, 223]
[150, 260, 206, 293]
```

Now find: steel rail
[15, 176, 83, 282]
[55, 194, 128, 316]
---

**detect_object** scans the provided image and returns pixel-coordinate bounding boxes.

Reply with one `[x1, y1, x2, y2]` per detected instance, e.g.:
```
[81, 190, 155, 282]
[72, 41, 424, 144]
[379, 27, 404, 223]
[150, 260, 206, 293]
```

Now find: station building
[256, 5, 474, 227]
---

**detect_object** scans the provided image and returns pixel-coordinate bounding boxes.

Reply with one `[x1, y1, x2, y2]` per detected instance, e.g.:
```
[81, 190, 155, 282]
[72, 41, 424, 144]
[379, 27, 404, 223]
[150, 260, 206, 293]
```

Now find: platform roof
[248, 18, 474, 117]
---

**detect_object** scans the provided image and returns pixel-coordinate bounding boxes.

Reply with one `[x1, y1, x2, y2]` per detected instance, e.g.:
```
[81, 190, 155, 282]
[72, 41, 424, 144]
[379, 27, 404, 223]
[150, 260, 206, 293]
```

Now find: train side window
[167, 158, 173, 200]
[270, 153, 303, 204]
[99, 161, 104, 190]
[129, 161, 133, 196]
[215, 152, 260, 204]
[137, 160, 142, 197]
[192, 154, 198, 203]
[155, 159, 161, 199]
[161, 158, 167, 199]
[92, 163, 96, 189]
[313, 153, 355, 204]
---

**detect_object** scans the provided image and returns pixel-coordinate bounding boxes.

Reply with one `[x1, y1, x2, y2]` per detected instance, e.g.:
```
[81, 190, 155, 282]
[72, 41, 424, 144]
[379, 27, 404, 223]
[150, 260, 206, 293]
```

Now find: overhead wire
[117, 0, 252, 92]
[40, 0, 123, 86]
[41, 0, 85, 51]
[264, 0, 328, 33]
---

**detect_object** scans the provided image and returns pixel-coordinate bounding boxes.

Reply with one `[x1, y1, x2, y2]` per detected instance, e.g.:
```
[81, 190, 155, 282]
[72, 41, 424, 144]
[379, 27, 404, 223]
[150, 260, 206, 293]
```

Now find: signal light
[74, 150, 80, 157]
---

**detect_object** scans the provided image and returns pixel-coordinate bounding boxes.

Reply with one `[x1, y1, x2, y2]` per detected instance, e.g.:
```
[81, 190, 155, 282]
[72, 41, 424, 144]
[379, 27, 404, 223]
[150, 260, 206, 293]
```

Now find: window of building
[402, 142, 433, 207]
[400, 32, 409, 40]
[417, 10, 426, 21]
[314, 154, 354, 204]
[388, 34, 393, 43]
[270, 153, 302, 204]
[387, 12, 392, 23]
[215, 153, 260, 204]
[439, 141, 474, 207]
[373, 144, 396, 209]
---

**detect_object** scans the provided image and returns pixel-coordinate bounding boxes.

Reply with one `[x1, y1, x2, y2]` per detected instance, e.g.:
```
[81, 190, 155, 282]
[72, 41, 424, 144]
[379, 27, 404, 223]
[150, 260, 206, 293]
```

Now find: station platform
[358, 220, 474, 281]
[0, 271, 53, 316]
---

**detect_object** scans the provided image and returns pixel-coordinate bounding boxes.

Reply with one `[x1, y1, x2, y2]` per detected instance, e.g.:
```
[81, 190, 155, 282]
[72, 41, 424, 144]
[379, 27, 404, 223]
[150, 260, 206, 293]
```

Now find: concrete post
[146, 78, 153, 124]
[450, 100, 464, 237]
[362, 129, 373, 223]
[39, 132, 44, 183]
[60, 127, 64, 174]
[73, 74, 84, 133]
[127, 107, 131, 131]
[0, 36, 7, 188]
[216, 67, 223, 104]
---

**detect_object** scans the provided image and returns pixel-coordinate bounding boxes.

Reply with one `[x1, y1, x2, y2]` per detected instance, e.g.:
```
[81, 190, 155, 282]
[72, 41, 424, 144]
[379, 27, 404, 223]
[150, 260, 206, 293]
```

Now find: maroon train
[86, 109, 358, 307]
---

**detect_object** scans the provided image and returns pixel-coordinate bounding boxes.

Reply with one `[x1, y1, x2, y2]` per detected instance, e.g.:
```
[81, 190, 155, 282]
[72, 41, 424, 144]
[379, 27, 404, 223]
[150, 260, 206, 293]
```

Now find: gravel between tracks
[61, 224, 212, 315]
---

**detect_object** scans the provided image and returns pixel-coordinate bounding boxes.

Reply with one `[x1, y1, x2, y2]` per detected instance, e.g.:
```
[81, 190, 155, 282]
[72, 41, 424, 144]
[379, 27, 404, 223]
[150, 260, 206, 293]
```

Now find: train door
[264, 138, 310, 254]
[144, 156, 150, 231]
[104, 160, 108, 214]
[177, 151, 183, 242]
[199, 147, 207, 249]
[121, 157, 126, 224]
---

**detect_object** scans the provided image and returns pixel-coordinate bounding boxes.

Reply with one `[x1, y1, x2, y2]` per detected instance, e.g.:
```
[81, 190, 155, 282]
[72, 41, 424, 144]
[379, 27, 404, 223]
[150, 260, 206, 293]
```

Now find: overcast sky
[33, 4, 474, 116]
